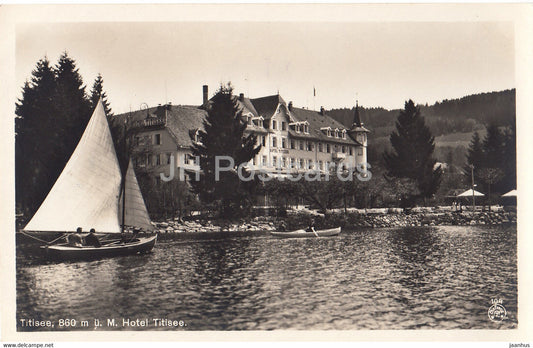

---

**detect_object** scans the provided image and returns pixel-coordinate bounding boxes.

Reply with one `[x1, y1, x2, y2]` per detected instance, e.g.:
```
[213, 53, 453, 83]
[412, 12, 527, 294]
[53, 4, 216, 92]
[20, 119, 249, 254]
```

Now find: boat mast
[121, 115, 128, 234]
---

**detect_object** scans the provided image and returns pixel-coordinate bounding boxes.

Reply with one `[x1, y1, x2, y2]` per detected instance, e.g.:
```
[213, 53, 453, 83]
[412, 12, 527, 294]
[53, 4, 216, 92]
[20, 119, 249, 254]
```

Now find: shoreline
[153, 208, 517, 234]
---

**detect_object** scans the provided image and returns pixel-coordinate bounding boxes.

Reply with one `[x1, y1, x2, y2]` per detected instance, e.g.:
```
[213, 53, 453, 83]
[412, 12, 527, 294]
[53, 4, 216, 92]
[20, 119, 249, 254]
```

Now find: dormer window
[334, 129, 339, 138]
[304, 124, 309, 134]
[342, 129, 347, 139]
[193, 129, 202, 144]
[327, 129, 331, 137]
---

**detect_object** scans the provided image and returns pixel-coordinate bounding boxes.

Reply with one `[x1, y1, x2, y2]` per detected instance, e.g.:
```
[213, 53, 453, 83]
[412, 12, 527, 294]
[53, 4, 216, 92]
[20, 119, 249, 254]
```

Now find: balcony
[332, 152, 346, 160]
[131, 117, 166, 129]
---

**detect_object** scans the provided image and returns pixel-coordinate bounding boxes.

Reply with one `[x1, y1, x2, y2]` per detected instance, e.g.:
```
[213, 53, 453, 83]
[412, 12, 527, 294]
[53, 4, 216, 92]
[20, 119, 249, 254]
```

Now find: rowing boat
[270, 227, 341, 238]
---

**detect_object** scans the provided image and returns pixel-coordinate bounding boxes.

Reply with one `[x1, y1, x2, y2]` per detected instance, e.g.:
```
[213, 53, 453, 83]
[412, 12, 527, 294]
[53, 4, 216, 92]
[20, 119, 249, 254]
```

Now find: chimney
[166, 102, 172, 110]
[288, 101, 293, 111]
[239, 93, 244, 101]
[320, 106, 325, 115]
[202, 85, 208, 105]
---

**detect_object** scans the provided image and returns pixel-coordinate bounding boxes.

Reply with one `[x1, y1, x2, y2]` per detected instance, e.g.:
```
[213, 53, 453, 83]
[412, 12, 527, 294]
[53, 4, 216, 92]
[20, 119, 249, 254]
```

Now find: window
[334, 145, 338, 152]
[166, 153, 172, 164]
[349, 147, 353, 155]
[334, 130, 339, 138]
[342, 130, 347, 139]
[342, 146, 346, 153]
[154, 133, 161, 145]
[290, 139, 295, 149]
[155, 154, 161, 166]
[259, 119, 263, 127]
[290, 158, 295, 168]
[282, 138, 287, 149]
[299, 141, 304, 150]
[327, 129, 331, 137]
[272, 156, 278, 167]
[318, 143, 323, 152]
[281, 157, 286, 168]
[262, 156, 267, 165]
[272, 120, 277, 130]
[272, 137, 277, 148]
[299, 158, 304, 169]
[307, 142, 314, 151]
[319, 161, 324, 170]
[262, 136, 266, 147]
[186, 154, 196, 165]
[281, 122, 287, 131]
[304, 124, 309, 133]
[326, 144, 331, 153]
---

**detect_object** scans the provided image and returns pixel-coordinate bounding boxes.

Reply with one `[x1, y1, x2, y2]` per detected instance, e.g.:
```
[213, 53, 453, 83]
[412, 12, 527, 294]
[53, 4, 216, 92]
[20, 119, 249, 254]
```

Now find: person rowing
[306, 217, 317, 233]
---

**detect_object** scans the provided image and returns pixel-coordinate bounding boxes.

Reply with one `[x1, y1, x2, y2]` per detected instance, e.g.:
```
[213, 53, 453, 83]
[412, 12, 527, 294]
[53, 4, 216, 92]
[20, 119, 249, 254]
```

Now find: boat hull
[270, 227, 341, 238]
[40, 235, 157, 260]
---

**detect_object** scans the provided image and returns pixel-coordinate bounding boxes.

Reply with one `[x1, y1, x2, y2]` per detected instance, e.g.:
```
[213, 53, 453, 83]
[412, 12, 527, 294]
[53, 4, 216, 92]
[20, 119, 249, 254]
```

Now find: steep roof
[289, 107, 361, 145]
[235, 96, 260, 117]
[250, 94, 286, 119]
[350, 101, 370, 133]
[165, 106, 206, 147]
[112, 105, 206, 148]
[353, 102, 362, 126]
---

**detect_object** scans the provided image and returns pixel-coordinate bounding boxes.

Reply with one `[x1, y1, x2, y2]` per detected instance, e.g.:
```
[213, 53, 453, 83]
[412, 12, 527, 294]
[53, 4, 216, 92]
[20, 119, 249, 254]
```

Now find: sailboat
[21, 100, 157, 260]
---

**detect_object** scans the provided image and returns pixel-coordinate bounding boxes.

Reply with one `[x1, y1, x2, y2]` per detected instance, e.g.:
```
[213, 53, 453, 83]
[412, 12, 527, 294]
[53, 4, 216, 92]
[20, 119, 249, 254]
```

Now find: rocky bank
[152, 209, 517, 234]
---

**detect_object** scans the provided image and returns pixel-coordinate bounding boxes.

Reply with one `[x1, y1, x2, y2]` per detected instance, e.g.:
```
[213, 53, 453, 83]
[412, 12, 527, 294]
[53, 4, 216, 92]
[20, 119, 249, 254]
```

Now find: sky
[16, 21, 514, 114]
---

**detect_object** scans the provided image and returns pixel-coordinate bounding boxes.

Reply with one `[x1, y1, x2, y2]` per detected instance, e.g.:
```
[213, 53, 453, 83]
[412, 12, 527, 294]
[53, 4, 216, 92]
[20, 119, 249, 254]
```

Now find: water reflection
[17, 225, 517, 331]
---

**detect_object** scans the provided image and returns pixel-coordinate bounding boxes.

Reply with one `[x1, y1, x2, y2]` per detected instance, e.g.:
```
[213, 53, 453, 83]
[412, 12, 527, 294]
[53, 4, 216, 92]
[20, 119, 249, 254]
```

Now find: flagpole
[313, 86, 316, 111]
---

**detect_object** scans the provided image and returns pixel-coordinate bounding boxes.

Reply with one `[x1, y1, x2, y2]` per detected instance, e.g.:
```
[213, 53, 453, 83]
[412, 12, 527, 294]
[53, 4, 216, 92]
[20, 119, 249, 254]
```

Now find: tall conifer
[90, 73, 113, 116]
[383, 100, 442, 202]
[189, 83, 261, 218]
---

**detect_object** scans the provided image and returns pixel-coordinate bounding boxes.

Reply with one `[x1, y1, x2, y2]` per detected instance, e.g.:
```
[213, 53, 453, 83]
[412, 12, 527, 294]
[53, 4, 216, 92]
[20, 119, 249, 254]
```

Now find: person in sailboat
[85, 228, 101, 247]
[66, 227, 84, 247]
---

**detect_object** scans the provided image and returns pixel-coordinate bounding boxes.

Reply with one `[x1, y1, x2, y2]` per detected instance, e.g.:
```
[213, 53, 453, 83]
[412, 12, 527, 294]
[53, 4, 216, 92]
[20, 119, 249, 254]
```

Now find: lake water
[17, 224, 517, 330]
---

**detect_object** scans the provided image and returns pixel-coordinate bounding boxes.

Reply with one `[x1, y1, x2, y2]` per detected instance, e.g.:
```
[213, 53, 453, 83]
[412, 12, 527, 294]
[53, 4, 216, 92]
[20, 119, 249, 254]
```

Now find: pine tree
[189, 83, 261, 218]
[482, 124, 504, 168]
[15, 58, 59, 215]
[90, 73, 113, 116]
[15, 53, 93, 218]
[383, 100, 442, 202]
[464, 131, 484, 185]
[49, 52, 92, 191]
[501, 124, 516, 191]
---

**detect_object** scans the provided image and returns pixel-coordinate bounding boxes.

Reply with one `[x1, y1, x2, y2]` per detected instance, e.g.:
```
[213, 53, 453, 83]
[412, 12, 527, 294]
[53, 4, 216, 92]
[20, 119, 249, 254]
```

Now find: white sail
[24, 101, 123, 233]
[119, 159, 154, 232]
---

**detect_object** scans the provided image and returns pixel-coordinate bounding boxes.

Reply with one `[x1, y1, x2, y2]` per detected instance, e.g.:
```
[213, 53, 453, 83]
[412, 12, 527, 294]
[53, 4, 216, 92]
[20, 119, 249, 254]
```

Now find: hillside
[329, 89, 515, 138]
[329, 89, 515, 166]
